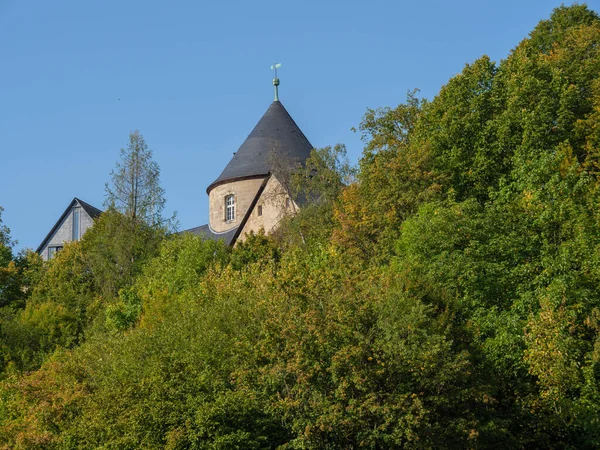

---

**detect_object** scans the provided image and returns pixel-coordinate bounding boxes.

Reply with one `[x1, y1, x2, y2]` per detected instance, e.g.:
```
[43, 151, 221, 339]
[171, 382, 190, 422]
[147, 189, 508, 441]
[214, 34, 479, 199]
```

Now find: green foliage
[275, 145, 355, 251]
[104, 288, 142, 332]
[230, 230, 278, 271]
[334, 90, 440, 261]
[244, 250, 478, 448]
[334, 4, 600, 445]
[0, 262, 23, 310]
[526, 4, 599, 55]
[292, 144, 355, 205]
[1, 243, 94, 374]
[426, 56, 502, 202]
[0, 210, 164, 377]
[0, 244, 478, 448]
[0, 207, 13, 268]
[134, 232, 229, 303]
[0, 207, 21, 309]
[80, 208, 164, 299]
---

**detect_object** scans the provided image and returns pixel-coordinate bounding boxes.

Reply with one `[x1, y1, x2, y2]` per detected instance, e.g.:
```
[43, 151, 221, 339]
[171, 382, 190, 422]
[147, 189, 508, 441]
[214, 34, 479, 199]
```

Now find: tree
[0, 207, 21, 309]
[333, 91, 439, 261]
[104, 130, 175, 228]
[273, 145, 356, 249]
[80, 208, 164, 299]
[0, 207, 14, 268]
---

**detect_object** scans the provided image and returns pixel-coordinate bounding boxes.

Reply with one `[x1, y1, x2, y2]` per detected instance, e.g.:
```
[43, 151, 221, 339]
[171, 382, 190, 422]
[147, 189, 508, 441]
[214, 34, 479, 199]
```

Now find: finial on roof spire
[271, 63, 282, 101]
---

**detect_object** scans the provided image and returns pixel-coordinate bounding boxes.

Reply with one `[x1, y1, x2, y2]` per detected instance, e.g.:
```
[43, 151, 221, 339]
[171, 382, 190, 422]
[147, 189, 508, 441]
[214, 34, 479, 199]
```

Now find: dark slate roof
[207, 100, 313, 193]
[36, 197, 103, 253]
[77, 198, 102, 220]
[183, 224, 239, 246]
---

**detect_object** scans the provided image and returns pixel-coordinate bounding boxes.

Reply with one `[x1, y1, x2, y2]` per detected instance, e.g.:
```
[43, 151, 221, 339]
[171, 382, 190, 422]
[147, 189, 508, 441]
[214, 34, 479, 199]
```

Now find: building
[36, 197, 102, 260]
[184, 78, 314, 246]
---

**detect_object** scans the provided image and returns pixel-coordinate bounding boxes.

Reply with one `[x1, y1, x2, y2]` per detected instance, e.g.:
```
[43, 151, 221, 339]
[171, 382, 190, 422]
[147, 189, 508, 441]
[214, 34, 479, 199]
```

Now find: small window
[48, 246, 63, 259]
[225, 195, 235, 222]
[286, 198, 290, 208]
[257, 205, 263, 216]
[72, 207, 80, 241]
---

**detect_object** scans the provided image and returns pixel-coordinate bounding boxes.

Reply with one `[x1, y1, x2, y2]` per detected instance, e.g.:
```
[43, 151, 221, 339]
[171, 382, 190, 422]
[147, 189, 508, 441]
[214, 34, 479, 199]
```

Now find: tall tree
[0, 207, 13, 267]
[104, 130, 173, 228]
[0, 208, 43, 310]
[0, 207, 17, 308]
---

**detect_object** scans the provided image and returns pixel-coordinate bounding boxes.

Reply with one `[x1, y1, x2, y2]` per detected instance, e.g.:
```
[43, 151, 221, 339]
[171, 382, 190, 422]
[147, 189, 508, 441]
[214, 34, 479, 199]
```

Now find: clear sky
[1, 0, 598, 251]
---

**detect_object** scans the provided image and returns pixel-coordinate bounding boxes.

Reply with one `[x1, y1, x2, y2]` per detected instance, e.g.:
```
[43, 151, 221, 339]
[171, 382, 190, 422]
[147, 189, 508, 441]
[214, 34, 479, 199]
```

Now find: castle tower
[185, 74, 314, 246]
[207, 98, 313, 230]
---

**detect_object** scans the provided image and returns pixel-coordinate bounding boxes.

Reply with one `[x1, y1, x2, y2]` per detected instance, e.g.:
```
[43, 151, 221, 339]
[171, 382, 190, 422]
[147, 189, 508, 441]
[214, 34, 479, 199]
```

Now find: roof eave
[206, 173, 270, 195]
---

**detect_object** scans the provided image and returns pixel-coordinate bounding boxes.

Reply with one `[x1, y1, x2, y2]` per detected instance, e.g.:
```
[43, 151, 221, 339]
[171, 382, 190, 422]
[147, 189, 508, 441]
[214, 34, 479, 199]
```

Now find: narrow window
[257, 205, 263, 216]
[72, 207, 80, 241]
[285, 198, 290, 208]
[48, 246, 63, 259]
[225, 195, 235, 221]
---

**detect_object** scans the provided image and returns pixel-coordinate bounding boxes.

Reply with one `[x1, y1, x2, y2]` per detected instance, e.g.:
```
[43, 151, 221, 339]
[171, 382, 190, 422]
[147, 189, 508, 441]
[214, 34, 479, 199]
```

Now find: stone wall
[208, 177, 265, 232]
[237, 175, 296, 243]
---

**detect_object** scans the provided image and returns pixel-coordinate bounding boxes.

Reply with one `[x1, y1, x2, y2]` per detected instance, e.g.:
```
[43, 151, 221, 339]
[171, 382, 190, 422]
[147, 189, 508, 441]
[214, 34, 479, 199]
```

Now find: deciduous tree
[104, 130, 175, 229]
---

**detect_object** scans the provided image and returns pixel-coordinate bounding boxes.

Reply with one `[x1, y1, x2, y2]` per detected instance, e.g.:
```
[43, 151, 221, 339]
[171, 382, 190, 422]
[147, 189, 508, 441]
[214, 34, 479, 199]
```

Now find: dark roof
[182, 224, 239, 246]
[36, 197, 103, 253]
[207, 100, 313, 193]
[77, 198, 102, 220]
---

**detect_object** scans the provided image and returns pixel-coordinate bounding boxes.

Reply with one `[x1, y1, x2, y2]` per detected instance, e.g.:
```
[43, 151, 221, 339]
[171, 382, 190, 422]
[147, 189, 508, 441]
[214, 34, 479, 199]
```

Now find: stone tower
[185, 92, 314, 246]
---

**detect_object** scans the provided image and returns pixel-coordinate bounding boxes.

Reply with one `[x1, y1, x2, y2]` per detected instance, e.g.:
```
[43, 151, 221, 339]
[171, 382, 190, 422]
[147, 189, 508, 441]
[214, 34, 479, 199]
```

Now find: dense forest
[1, 5, 600, 448]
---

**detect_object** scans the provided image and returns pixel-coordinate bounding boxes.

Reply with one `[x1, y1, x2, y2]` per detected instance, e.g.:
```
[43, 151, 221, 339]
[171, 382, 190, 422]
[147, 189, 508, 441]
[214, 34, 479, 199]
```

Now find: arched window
[225, 195, 235, 221]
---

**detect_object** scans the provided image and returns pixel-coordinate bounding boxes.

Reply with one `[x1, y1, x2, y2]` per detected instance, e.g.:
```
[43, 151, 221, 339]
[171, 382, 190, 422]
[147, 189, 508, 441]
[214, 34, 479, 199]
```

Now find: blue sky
[1, 0, 597, 251]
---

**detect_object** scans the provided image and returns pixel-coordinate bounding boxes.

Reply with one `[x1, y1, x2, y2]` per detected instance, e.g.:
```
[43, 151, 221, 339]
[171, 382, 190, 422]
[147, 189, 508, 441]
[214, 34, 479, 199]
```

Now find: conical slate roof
[207, 100, 313, 193]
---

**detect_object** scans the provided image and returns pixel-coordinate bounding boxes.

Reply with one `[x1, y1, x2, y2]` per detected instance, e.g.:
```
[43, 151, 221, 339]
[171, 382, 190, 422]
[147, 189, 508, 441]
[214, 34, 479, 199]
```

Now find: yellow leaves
[468, 429, 479, 440]
[524, 289, 584, 405]
[0, 354, 87, 448]
[557, 143, 579, 177]
[519, 189, 543, 214]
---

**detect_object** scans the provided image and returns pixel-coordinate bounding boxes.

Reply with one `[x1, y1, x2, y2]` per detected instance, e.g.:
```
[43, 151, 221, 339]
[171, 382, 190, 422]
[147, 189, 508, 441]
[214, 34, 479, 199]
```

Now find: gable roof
[77, 198, 102, 220]
[207, 100, 313, 193]
[36, 197, 102, 253]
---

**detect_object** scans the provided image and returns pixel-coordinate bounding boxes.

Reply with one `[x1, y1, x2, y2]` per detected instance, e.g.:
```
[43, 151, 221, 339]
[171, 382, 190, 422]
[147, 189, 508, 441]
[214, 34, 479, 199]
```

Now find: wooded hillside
[1, 5, 600, 448]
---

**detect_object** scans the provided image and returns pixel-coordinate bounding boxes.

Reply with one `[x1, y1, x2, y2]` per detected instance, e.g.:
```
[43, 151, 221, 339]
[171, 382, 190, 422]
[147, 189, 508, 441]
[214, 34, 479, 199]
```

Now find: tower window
[225, 195, 235, 221]
[257, 205, 263, 216]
